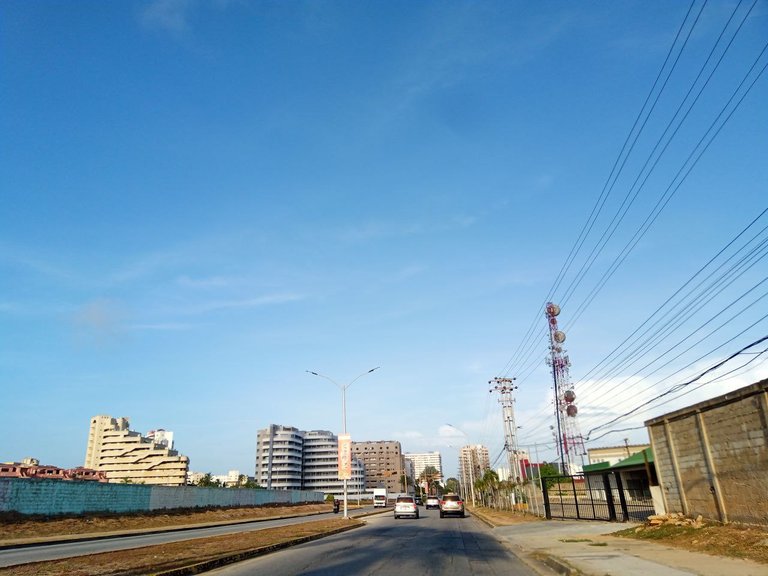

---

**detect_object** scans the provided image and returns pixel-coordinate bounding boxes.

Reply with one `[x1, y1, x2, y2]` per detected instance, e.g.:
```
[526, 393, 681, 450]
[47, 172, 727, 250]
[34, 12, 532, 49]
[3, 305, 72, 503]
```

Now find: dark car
[439, 494, 465, 518]
[414, 495, 423, 506]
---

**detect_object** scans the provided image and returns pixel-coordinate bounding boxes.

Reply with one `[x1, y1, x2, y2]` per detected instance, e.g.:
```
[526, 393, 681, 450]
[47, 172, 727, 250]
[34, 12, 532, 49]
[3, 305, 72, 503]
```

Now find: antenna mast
[545, 303, 585, 474]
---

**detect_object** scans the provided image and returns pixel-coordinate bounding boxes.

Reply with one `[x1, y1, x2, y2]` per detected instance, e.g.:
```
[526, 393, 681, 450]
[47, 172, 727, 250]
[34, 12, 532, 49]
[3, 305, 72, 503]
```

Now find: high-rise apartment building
[352, 440, 405, 494]
[84, 415, 189, 485]
[255, 425, 304, 490]
[404, 451, 443, 483]
[255, 424, 365, 496]
[458, 444, 490, 497]
[303, 430, 365, 496]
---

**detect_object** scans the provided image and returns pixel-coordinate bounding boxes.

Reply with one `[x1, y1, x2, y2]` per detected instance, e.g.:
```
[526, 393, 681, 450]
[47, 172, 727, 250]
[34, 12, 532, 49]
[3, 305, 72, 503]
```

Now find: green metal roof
[582, 447, 654, 474]
[582, 461, 611, 473]
[611, 447, 654, 469]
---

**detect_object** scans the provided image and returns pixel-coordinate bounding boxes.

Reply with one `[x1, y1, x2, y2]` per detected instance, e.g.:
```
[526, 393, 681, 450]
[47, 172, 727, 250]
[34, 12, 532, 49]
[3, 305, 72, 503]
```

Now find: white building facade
[256, 425, 304, 490]
[255, 424, 365, 496]
[404, 451, 443, 482]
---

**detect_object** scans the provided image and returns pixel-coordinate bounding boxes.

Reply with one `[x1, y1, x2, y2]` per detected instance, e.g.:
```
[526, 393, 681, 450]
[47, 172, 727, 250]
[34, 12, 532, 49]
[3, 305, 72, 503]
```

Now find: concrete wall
[646, 379, 768, 524]
[0, 478, 324, 516]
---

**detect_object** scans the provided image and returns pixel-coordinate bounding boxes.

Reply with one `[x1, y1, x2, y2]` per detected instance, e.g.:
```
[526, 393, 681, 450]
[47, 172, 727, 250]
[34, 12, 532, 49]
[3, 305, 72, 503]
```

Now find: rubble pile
[636, 513, 706, 532]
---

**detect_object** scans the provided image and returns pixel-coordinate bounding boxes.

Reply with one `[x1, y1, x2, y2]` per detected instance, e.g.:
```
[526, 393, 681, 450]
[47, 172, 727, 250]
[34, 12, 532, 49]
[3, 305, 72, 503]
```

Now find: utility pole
[489, 377, 522, 484]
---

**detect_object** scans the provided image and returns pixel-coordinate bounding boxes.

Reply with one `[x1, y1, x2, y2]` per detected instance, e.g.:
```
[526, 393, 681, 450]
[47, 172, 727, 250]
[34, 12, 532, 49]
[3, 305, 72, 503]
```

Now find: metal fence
[541, 472, 655, 522]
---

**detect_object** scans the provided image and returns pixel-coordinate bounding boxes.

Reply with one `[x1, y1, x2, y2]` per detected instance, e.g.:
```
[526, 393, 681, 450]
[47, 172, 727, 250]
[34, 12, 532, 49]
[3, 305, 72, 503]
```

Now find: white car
[439, 494, 465, 518]
[425, 496, 440, 509]
[393, 495, 419, 519]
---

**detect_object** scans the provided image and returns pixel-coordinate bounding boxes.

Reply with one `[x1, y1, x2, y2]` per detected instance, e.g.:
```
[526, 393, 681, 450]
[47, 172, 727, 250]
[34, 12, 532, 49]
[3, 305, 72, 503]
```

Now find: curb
[150, 521, 364, 576]
[469, 508, 579, 576]
[530, 552, 581, 575]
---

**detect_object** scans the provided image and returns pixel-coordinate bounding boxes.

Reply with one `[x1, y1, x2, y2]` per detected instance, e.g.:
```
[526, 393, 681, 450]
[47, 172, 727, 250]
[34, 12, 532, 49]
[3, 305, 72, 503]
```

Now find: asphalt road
[0, 511, 345, 568]
[206, 509, 538, 576]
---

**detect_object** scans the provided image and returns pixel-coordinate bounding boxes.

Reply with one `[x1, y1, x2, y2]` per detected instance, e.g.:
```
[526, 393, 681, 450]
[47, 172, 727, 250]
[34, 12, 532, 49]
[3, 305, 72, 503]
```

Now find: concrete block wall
[700, 394, 768, 523]
[0, 478, 323, 516]
[647, 425, 684, 512]
[646, 380, 768, 525]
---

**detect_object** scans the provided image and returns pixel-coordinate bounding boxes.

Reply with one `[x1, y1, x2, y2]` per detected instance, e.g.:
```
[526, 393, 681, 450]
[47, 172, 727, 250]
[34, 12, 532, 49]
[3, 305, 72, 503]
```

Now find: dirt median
[0, 516, 365, 576]
[0, 503, 334, 544]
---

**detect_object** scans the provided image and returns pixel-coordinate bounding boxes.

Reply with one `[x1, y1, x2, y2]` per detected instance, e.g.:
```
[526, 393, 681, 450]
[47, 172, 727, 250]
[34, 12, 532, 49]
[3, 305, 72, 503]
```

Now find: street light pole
[307, 367, 380, 519]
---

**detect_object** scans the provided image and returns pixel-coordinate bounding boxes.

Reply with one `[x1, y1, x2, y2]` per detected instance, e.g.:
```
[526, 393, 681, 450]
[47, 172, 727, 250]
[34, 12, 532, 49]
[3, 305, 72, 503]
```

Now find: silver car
[425, 495, 440, 509]
[393, 495, 419, 519]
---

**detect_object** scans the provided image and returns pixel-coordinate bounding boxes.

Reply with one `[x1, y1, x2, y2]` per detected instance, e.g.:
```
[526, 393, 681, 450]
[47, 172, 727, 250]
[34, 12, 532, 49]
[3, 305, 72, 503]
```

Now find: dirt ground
[470, 506, 768, 565]
[0, 503, 363, 576]
[0, 503, 333, 542]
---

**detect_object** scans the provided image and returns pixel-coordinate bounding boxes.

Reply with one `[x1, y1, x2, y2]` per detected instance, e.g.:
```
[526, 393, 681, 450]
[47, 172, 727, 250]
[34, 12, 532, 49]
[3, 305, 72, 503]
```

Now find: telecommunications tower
[544, 303, 585, 474]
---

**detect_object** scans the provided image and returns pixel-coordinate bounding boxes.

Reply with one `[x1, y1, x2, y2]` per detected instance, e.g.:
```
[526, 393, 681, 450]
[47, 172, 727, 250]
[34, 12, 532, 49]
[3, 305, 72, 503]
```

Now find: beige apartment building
[85, 415, 189, 485]
[458, 444, 490, 497]
[352, 440, 405, 494]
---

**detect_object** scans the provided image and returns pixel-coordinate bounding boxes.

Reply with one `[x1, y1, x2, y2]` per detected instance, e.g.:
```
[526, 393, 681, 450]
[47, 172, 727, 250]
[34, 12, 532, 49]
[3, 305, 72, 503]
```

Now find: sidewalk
[471, 509, 766, 576]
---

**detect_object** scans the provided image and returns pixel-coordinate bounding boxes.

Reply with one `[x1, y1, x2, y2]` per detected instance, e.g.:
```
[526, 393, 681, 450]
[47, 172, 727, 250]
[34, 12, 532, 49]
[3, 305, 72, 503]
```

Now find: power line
[495, 1, 701, 379]
[586, 333, 768, 438]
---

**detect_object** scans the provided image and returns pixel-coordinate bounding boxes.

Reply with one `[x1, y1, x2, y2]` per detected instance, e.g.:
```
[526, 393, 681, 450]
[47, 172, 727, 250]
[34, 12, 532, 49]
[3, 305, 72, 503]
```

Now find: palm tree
[475, 469, 500, 507]
[444, 477, 460, 494]
[419, 465, 442, 495]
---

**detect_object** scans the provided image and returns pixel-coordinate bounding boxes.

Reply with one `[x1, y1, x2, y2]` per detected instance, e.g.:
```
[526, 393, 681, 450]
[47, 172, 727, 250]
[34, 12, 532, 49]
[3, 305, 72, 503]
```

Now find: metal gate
[541, 472, 655, 522]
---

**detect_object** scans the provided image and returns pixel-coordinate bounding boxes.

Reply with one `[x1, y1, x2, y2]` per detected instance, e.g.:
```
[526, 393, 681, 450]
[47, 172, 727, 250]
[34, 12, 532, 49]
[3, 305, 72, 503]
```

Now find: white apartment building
[146, 429, 174, 449]
[256, 425, 304, 490]
[84, 415, 189, 485]
[404, 451, 443, 482]
[303, 430, 365, 497]
[255, 425, 365, 495]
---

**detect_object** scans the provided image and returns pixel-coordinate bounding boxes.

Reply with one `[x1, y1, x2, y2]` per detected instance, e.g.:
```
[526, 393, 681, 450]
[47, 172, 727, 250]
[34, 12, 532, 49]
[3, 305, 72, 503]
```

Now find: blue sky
[2, 1, 766, 480]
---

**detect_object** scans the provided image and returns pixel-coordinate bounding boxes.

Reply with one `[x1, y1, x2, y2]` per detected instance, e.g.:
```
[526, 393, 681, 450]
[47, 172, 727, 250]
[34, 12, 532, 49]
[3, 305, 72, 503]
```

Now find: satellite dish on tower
[547, 303, 561, 317]
[554, 331, 566, 343]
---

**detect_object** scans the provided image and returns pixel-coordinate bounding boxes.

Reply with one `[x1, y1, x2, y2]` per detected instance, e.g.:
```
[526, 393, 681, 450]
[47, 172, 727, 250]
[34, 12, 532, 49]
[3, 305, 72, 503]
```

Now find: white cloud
[140, 0, 193, 34]
[338, 216, 477, 242]
[0, 302, 19, 313]
[186, 293, 304, 315]
[127, 322, 195, 331]
[176, 275, 233, 289]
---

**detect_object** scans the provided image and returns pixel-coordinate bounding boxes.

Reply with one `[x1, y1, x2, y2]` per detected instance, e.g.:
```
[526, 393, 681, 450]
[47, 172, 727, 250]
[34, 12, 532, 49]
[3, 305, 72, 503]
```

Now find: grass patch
[614, 522, 768, 564]
[560, 538, 593, 543]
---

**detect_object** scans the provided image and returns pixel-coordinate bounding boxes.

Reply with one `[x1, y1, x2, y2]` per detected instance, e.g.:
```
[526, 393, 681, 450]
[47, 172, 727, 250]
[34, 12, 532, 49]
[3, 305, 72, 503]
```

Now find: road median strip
[0, 517, 366, 576]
